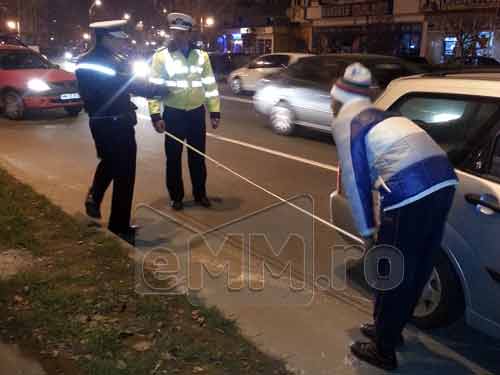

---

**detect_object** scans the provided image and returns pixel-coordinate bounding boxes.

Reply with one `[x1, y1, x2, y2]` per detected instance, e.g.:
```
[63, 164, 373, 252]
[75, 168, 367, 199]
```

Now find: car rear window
[286, 56, 425, 88]
[286, 57, 344, 86]
[0, 51, 50, 70]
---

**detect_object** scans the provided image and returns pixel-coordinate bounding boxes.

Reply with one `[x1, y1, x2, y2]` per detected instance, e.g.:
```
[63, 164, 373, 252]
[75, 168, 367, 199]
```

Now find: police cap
[168, 13, 193, 31]
[90, 20, 129, 39]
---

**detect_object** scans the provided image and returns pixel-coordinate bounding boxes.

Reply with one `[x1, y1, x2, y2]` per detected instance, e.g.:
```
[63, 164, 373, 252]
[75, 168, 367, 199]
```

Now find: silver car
[228, 53, 312, 95]
[253, 54, 427, 136]
[330, 73, 500, 338]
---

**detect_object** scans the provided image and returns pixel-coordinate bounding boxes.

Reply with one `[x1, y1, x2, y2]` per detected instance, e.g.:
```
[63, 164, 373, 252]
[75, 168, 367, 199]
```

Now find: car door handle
[465, 193, 500, 214]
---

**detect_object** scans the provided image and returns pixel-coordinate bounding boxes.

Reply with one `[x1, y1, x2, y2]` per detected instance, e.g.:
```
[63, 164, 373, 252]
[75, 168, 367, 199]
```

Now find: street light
[89, 0, 102, 17]
[205, 17, 215, 27]
[6, 20, 17, 31]
[123, 13, 131, 21]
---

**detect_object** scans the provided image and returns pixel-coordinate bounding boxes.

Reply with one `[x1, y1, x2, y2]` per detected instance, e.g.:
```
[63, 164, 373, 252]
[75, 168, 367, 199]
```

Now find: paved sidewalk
[1, 158, 499, 374]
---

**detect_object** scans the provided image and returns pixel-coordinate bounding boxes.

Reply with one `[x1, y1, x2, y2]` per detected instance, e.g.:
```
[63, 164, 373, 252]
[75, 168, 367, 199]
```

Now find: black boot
[85, 191, 101, 219]
[360, 323, 405, 347]
[171, 201, 184, 211]
[350, 341, 398, 371]
[195, 196, 211, 208]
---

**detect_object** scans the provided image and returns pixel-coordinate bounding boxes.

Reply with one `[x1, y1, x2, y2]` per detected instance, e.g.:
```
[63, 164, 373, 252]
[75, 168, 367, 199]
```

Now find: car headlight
[132, 60, 150, 78]
[27, 79, 51, 92]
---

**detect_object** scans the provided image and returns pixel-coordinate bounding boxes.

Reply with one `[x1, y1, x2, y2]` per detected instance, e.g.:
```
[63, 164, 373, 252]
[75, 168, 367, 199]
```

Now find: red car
[0, 44, 83, 120]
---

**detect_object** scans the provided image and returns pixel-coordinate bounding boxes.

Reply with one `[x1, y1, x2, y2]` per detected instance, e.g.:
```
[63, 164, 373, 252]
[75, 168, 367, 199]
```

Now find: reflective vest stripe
[75, 63, 116, 76]
[201, 76, 216, 85]
[205, 89, 219, 98]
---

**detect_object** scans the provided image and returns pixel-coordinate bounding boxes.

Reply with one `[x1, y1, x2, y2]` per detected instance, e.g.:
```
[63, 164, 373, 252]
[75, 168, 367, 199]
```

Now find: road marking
[207, 133, 338, 172]
[220, 95, 253, 105]
[137, 114, 338, 172]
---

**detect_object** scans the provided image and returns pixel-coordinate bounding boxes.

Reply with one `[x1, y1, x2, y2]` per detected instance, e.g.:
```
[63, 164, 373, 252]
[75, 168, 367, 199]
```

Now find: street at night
[0, 88, 499, 374]
[1, 0, 500, 374]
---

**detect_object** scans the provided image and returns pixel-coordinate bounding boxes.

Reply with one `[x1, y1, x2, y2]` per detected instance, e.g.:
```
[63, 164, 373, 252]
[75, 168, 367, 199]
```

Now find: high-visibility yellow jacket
[148, 47, 220, 121]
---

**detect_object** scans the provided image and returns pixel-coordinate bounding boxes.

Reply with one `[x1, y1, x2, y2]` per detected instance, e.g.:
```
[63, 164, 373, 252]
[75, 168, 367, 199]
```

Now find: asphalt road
[1, 87, 499, 374]
[0, 87, 349, 290]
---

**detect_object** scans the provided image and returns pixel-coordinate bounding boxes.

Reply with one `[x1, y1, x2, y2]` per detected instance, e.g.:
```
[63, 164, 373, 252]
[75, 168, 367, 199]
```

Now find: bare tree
[429, 7, 498, 59]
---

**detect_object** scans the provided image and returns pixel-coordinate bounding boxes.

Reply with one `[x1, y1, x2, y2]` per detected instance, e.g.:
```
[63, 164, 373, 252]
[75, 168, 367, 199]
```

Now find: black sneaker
[195, 196, 211, 208]
[350, 341, 398, 371]
[171, 201, 184, 211]
[85, 192, 101, 219]
[360, 323, 405, 347]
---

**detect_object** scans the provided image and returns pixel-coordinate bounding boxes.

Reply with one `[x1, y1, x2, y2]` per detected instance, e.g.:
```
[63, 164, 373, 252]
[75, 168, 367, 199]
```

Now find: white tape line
[137, 113, 359, 244]
[220, 95, 253, 105]
[207, 133, 339, 172]
[163, 128, 364, 245]
[137, 114, 338, 172]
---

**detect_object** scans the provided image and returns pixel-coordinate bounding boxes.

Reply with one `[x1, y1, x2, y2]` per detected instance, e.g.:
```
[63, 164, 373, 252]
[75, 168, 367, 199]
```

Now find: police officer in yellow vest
[149, 13, 221, 211]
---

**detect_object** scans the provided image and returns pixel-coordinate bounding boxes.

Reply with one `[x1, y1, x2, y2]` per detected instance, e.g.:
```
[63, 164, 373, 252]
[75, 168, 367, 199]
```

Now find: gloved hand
[153, 119, 166, 134]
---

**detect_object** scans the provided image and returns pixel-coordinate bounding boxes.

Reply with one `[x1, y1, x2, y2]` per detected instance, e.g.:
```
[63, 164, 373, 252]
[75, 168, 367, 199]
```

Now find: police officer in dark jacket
[75, 20, 168, 245]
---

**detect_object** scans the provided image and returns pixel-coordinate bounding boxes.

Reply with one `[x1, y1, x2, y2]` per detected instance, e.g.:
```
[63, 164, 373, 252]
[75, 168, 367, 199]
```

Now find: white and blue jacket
[332, 99, 459, 237]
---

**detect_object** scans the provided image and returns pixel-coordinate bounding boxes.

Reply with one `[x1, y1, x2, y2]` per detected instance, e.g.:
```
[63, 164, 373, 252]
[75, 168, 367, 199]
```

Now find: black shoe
[195, 196, 211, 208]
[85, 192, 101, 219]
[350, 341, 398, 371]
[112, 226, 138, 246]
[171, 201, 184, 211]
[360, 323, 404, 347]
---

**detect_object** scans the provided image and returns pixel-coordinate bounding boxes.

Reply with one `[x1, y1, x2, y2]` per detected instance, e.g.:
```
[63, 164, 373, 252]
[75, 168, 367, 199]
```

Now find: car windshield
[0, 51, 51, 70]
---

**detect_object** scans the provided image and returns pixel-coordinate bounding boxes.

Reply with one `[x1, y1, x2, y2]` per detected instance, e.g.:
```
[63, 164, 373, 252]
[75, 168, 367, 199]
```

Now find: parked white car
[331, 72, 500, 338]
[228, 53, 312, 94]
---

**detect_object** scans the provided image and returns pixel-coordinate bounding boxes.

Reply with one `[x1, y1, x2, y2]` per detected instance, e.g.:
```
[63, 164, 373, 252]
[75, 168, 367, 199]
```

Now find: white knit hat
[331, 63, 373, 104]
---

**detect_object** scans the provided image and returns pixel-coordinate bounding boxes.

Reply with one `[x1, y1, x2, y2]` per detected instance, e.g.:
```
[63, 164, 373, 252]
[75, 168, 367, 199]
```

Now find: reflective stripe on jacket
[332, 99, 459, 237]
[148, 48, 220, 116]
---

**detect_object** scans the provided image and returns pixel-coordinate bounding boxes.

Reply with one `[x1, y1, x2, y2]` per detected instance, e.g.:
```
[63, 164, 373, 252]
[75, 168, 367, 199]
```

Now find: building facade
[287, 0, 500, 63]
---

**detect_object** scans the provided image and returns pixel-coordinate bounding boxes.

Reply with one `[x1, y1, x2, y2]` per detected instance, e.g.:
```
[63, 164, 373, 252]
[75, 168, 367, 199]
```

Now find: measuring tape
[161, 128, 365, 246]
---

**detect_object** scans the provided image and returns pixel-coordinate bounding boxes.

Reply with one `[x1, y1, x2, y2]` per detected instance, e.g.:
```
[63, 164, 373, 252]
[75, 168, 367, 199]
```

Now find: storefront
[312, 22, 422, 56]
[215, 27, 274, 55]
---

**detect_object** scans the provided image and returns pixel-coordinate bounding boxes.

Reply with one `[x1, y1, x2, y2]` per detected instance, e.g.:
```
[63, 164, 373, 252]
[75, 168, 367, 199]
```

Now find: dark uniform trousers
[89, 119, 137, 234]
[163, 105, 207, 202]
[373, 186, 455, 354]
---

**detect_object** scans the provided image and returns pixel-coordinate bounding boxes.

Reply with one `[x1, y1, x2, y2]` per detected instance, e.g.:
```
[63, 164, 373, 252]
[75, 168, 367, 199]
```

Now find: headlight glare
[133, 60, 150, 78]
[27, 79, 51, 92]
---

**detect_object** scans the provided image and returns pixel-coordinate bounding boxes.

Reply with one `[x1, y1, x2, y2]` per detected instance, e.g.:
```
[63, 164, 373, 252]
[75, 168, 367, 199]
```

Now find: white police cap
[168, 13, 193, 31]
[90, 20, 129, 39]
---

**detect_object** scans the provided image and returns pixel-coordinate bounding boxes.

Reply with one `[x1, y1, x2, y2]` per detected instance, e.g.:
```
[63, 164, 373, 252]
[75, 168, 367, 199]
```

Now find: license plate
[60, 93, 80, 100]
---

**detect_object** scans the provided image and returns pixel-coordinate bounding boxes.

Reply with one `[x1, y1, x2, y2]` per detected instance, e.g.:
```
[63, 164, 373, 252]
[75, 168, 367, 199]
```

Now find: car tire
[412, 250, 465, 329]
[270, 103, 295, 136]
[3, 91, 24, 120]
[65, 106, 83, 117]
[230, 77, 243, 95]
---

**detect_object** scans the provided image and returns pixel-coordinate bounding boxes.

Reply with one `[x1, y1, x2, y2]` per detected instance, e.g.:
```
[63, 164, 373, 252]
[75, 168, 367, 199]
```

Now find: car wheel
[412, 250, 465, 329]
[65, 106, 83, 117]
[230, 77, 243, 95]
[270, 103, 295, 136]
[4, 91, 24, 120]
